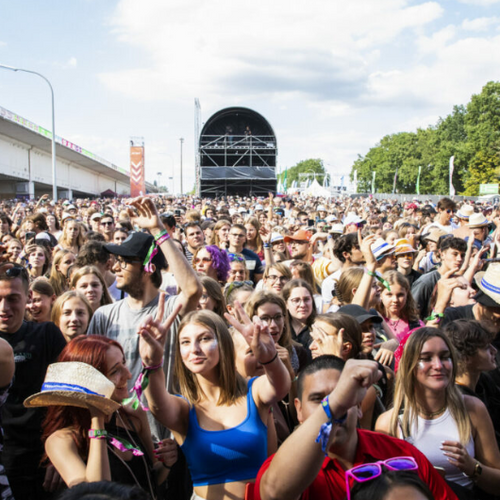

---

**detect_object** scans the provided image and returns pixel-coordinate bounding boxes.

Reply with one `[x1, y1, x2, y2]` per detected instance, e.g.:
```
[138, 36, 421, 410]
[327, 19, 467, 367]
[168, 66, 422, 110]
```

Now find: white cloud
[458, 0, 500, 5]
[461, 16, 500, 31]
[100, 0, 443, 103]
[66, 57, 77, 68]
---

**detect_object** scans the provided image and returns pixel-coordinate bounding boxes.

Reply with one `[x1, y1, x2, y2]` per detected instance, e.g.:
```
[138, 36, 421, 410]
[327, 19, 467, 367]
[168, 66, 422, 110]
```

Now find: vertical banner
[283, 168, 288, 191]
[130, 137, 145, 197]
[449, 155, 455, 196]
[371, 171, 376, 194]
[393, 167, 398, 194]
[416, 166, 422, 195]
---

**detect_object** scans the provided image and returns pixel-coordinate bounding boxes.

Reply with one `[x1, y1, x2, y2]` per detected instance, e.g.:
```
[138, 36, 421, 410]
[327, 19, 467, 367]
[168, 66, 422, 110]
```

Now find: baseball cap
[371, 238, 396, 261]
[105, 232, 167, 270]
[284, 229, 312, 243]
[90, 212, 103, 221]
[338, 304, 383, 324]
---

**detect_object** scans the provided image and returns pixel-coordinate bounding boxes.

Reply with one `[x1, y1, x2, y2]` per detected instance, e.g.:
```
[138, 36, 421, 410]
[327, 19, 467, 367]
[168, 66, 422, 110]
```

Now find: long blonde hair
[175, 310, 247, 406]
[389, 327, 471, 445]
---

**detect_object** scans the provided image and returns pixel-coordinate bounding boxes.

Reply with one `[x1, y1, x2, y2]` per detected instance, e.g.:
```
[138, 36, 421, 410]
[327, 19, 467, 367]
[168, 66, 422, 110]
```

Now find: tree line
[350, 81, 500, 196]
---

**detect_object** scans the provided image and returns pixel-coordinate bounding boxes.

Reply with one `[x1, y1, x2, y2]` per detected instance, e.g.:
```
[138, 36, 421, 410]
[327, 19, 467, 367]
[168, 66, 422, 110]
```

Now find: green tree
[279, 159, 325, 187]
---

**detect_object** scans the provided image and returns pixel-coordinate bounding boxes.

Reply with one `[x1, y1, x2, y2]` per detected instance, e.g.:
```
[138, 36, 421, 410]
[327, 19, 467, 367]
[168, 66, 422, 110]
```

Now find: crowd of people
[0, 191, 500, 500]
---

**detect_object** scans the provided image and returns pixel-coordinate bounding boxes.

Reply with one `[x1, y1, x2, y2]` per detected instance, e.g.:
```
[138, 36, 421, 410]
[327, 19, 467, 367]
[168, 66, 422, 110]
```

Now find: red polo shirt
[253, 429, 457, 500]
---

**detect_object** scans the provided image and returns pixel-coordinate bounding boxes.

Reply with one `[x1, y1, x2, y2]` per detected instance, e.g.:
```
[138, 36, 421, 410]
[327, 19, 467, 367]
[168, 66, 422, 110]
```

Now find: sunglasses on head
[345, 456, 418, 500]
[228, 253, 245, 263]
[0, 262, 29, 280]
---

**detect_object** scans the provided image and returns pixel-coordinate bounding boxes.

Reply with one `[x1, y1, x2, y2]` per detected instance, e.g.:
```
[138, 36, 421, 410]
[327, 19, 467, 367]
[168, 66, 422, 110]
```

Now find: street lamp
[0, 64, 57, 200]
[180, 137, 184, 195]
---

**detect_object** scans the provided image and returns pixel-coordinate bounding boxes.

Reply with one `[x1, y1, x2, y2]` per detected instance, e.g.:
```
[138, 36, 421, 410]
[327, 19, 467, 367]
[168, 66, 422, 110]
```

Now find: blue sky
[1, 0, 500, 193]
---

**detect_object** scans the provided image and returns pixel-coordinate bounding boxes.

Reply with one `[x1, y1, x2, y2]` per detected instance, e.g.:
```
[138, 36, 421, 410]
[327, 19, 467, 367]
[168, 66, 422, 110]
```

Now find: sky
[1, 0, 500, 194]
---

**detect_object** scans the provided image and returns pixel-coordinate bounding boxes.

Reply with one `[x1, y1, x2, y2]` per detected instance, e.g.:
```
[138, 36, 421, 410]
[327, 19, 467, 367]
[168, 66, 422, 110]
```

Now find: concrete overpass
[0, 106, 156, 199]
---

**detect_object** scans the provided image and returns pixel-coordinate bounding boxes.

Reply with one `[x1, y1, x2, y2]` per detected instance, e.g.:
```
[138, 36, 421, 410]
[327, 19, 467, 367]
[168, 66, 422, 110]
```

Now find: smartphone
[25, 231, 36, 242]
[174, 209, 182, 217]
[308, 219, 315, 226]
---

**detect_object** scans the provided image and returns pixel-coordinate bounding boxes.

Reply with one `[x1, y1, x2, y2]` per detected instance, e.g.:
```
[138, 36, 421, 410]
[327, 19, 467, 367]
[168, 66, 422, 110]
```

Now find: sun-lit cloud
[461, 16, 500, 30]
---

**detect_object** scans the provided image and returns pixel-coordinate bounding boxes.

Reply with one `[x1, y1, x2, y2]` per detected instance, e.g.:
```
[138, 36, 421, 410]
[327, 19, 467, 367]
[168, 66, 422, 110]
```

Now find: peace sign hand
[225, 301, 277, 365]
[138, 292, 182, 367]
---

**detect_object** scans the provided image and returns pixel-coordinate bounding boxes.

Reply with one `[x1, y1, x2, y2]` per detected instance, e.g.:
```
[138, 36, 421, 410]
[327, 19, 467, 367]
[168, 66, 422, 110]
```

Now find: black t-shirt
[440, 305, 475, 326]
[405, 269, 422, 287]
[0, 321, 66, 465]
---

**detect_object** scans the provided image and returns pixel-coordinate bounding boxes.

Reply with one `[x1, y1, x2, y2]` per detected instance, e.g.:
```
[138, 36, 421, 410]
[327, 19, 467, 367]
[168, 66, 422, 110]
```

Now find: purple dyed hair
[205, 245, 231, 282]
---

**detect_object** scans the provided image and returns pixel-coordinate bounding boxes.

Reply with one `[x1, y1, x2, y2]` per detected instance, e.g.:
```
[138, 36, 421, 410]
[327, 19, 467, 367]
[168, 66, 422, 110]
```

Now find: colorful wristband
[88, 429, 108, 439]
[142, 358, 164, 371]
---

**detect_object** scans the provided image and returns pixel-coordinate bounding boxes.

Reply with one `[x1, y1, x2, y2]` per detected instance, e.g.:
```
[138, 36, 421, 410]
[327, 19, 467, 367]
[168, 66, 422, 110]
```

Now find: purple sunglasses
[345, 456, 418, 500]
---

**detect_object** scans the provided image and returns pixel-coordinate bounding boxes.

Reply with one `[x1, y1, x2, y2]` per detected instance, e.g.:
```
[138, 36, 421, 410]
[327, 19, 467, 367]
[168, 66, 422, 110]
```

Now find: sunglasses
[0, 262, 29, 280]
[193, 257, 212, 264]
[228, 253, 245, 263]
[345, 456, 418, 500]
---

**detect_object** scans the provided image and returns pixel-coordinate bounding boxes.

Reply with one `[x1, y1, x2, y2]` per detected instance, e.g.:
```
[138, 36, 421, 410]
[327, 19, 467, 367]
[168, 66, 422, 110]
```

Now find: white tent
[305, 179, 330, 197]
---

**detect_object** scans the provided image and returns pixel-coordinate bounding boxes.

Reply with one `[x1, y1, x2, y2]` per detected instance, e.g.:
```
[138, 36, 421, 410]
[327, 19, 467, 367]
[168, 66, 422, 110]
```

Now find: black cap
[474, 290, 500, 308]
[105, 232, 167, 269]
[338, 304, 383, 325]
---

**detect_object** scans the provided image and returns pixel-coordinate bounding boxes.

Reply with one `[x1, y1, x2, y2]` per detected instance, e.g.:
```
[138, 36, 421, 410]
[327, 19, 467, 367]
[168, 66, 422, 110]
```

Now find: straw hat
[24, 362, 120, 415]
[371, 238, 396, 261]
[421, 227, 448, 243]
[474, 264, 500, 307]
[468, 213, 489, 228]
[457, 205, 474, 220]
[394, 238, 416, 255]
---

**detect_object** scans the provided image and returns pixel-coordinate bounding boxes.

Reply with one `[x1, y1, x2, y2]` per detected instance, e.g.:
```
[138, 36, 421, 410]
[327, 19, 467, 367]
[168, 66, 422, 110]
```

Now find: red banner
[130, 145, 145, 197]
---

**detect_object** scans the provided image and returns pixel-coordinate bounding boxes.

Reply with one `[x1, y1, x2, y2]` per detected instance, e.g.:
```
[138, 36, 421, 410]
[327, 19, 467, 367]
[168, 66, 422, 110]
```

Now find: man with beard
[87, 197, 202, 417]
[283, 230, 335, 287]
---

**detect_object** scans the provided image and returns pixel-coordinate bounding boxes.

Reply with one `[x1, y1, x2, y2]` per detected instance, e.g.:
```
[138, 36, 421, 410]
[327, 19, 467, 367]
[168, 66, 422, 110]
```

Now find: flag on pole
[393, 167, 398, 194]
[449, 156, 455, 196]
[283, 169, 288, 191]
[416, 166, 421, 195]
[371, 171, 376, 194]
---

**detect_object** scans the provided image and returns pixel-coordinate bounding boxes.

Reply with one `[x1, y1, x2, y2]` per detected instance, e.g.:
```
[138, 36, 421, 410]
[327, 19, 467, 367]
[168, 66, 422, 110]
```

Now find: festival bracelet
[425, 312, 444, 322]
[320, 396, 347, 425]
[154, 230, 170, 245]
[260, 352, 278, 366]
[366, 270, 391, 291]
[142, 358, 164, 371]
[88, 429, 108, 439]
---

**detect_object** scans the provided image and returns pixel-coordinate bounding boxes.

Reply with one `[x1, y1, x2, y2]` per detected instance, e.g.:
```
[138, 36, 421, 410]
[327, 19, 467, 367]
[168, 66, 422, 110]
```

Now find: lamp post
[0, 64, 57, 200]
[180, 137, 184, 195]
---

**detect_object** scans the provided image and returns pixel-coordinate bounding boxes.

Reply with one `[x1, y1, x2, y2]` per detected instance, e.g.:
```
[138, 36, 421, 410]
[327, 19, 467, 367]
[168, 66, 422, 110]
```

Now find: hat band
[480, 277, 500, 295]
[42, 382, 105, 398]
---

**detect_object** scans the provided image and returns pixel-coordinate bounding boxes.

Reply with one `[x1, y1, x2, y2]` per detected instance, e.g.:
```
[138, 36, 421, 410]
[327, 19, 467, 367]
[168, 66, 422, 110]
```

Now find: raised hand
[127, 197, 164, 234]
[138, 292, 182, 367]
[329, 359, 382, 417]
[225, 301, 277, 365]
[358, 230, 377, 268]
[311, 324, 344, 358]
[260, 223, 272, 244]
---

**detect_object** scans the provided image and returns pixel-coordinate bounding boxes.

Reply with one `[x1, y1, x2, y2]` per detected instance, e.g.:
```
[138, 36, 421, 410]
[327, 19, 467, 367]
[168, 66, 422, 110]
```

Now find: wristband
[142, 358, 164, 371]
[88, 429, 108, 439]
[155, 230, 170, 245]
[263, 243, 271, 249]
[320, 396, 347, 425]
[425, 312, 444, 322]
[367, 270, 391, 291]
[260, 352, 278, 366]
[315, 396, 348, 455]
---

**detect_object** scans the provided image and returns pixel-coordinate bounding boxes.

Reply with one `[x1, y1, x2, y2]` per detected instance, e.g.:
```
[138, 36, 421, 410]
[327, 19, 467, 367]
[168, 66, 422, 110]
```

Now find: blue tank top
[180, 377, 268, 486]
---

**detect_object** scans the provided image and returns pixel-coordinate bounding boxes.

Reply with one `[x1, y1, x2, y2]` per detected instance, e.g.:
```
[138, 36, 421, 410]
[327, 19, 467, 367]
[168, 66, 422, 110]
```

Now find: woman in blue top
[138, 297, 291, 500]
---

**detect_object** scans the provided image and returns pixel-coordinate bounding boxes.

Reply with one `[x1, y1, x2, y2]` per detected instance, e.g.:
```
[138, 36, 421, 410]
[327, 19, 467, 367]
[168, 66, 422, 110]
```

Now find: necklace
[387, 318, 401, 329]
[418, 405, 447, 419]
